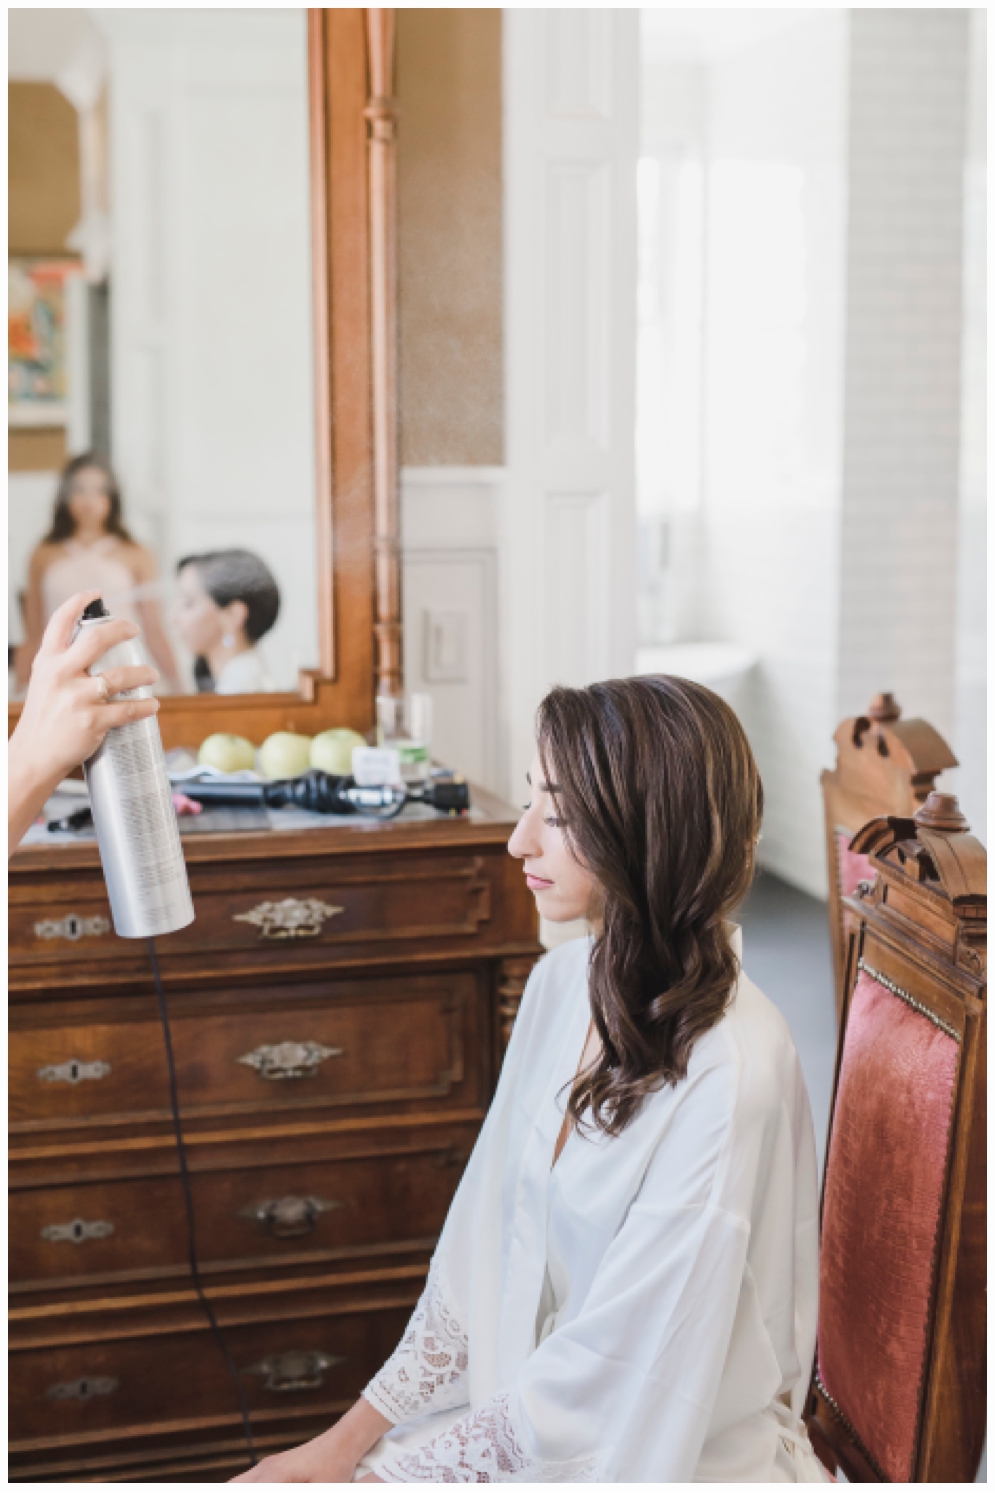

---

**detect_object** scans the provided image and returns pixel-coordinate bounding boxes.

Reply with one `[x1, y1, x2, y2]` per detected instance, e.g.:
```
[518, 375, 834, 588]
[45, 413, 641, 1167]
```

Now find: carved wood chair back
[806, 792, 986, 1482]
[821, 694, 957, 1019]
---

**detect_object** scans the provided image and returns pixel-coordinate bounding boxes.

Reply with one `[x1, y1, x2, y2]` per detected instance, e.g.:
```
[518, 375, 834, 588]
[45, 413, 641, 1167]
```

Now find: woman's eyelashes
[522, 802, 564, 829]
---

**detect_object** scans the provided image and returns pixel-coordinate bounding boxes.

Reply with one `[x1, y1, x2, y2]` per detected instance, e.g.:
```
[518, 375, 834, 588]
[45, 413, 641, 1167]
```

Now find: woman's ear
[223, 598, 250, 638]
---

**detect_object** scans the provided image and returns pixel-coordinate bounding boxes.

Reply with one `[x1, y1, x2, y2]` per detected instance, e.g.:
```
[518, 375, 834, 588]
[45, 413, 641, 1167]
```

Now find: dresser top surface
[10, 782, 521, 874]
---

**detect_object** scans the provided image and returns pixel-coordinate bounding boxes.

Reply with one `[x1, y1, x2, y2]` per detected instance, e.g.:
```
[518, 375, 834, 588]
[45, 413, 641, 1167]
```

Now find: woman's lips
[526, 874, 554, 890]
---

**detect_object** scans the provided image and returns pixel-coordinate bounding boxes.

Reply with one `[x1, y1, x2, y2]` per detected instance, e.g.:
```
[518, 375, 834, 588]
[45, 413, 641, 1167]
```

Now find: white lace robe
[358, 932, 828, 1483]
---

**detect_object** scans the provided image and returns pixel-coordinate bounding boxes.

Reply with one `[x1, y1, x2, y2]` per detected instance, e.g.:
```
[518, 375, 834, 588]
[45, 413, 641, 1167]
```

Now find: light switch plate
[424, 608, 468, 682]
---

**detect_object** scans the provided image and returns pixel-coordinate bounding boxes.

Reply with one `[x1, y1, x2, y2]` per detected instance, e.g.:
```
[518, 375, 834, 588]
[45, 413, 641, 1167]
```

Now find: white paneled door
[503, 9, 639, 794]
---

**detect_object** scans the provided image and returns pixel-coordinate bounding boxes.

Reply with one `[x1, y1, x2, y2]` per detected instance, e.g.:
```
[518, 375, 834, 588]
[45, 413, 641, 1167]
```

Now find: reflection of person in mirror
[172, 550, 280, 694]
[15, 453, 182, 694]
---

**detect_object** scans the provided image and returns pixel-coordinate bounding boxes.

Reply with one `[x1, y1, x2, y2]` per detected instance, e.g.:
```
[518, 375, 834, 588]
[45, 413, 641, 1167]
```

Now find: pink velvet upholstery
[817, 969, 960, 1481]
[836, 831, 876, 901]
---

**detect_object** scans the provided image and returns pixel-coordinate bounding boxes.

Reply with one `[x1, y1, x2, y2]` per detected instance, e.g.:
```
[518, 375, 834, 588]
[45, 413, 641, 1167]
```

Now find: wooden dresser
[9, 791, 540, 1483]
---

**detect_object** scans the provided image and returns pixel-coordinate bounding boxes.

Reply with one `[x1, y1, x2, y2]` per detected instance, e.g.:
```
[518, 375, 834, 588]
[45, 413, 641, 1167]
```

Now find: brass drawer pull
[34, 914, 111, 941]
[42, 1218, 115, 1244]
[234, 897, 344, 940]
[237, 1041, 343, 1080]
[47, 1376, 120, 1402]
[242, 1349, 345, 1392]
[238, 1194, 342, 1238]
[37, 1058, 112, 1085]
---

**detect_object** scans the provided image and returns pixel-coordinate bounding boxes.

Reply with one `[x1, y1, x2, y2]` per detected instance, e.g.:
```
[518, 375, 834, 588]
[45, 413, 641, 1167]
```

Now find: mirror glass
[8, 8, 318, 699]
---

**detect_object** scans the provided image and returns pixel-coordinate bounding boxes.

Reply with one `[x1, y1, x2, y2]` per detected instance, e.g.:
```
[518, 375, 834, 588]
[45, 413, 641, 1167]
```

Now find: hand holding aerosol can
[8, 591, 161, 855]
[75, 598, 194, 938]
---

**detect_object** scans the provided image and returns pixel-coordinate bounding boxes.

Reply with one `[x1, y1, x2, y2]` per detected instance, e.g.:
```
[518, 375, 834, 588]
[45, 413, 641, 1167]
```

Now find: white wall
[8, 473, 60, 662]
[639, 10, 981, 895]
[98, 9, 317, 691]
[696, 13, 848, 896]
[401, 467, 503, 791]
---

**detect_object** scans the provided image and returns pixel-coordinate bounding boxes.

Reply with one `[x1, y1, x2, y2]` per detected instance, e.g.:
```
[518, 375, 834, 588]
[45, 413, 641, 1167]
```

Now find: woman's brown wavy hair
[536, 675, 763, 1137]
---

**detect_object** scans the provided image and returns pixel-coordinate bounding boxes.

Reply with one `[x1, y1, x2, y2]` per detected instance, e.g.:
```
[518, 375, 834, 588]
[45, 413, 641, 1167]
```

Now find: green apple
[198, 733, 257, 774]
[259, 731, 313, 780]
[310, 727, 367, 776]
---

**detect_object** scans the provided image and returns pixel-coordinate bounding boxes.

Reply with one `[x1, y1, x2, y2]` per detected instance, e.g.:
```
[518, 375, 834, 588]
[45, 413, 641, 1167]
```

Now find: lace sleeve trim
[368, 1389, 604, 1484]
[362, 1262, 469, 1426]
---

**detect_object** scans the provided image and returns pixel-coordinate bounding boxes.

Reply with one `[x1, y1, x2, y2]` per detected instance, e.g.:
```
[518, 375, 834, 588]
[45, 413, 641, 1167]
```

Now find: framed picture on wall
[8, 257, 80, 427]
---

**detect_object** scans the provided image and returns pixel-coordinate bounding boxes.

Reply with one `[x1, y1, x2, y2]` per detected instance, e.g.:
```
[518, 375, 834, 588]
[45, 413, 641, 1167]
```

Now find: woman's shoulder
[118, 538, 155, 571]
[635, 976, 809, 1216]
[515, 936, 591, 1030]
[687, 971, 803, 1125]
[31, 540, 63, 567]
[529, 935, 592, 999]
[216, 649, 276, 694]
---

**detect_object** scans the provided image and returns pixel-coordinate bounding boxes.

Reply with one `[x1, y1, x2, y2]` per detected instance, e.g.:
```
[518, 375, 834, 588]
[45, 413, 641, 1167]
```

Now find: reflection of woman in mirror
[172, 550, 280, 694]
[15, 453, 181, 693]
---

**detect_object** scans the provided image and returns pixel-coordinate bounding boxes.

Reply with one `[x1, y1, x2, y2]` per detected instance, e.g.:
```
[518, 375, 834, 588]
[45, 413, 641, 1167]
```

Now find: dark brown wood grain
[10, 1129, 473, 1290]
[365, 8, 403, 698]
[9, 803, 540, 1480]
[10, 1300, 417, 1445]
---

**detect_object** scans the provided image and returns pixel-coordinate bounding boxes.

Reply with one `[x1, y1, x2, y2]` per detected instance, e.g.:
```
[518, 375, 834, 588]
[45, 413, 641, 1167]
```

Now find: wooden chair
[806, 791, 986, 1482]
[822, 694, 957, 1019]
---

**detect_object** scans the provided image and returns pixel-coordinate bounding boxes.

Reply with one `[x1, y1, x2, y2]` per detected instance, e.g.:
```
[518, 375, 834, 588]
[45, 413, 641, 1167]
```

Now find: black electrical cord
[147, 936, 259, 1468]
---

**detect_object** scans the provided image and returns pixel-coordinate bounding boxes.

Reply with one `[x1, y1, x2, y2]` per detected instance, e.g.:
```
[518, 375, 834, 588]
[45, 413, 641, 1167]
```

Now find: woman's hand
[229, 1399, 391, 1484]
[8, 590, 159, 856]
[229, 1432, 363, 1484]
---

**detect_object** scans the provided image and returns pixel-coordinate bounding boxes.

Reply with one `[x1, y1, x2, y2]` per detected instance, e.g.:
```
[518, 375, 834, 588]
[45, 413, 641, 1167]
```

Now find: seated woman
[15, 453, 180, 694]
[171, 550, 280, 694]
[233, 676, 827, 1484]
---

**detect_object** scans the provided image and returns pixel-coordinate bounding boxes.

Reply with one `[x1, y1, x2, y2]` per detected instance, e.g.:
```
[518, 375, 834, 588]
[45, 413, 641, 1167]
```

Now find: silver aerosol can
[77, 599, 195, 938]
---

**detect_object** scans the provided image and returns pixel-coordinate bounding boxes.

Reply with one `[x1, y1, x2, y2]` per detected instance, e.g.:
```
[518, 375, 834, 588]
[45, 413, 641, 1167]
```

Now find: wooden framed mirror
[8, 7, 401, 750]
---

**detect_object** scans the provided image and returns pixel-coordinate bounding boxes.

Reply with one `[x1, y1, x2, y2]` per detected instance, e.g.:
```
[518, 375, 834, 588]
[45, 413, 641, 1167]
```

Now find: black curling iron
[174, 769, 470, 820]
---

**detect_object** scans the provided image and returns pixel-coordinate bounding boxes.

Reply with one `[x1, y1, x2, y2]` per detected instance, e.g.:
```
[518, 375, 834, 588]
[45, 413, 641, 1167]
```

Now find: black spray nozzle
[82, 598, 111, 620]
[175, 769, 470, 819]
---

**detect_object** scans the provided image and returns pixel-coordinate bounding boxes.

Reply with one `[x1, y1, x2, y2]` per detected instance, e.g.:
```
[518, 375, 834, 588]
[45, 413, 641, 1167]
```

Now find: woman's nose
[508, 810, 540, 861]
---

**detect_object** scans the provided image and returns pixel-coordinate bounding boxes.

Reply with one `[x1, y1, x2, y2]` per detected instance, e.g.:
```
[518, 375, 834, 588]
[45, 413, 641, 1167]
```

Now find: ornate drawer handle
[42, 1218, 115, 1244]
[234, 897, 344, 940]
[34, 913, 111, 941]
[37, 1058, 112, 1085]
[237, 1041, 343, 1080]
[47, 1376, 120, 1402]
[242, 1349, 346, 1393]
[239, 1194, 342, 1238]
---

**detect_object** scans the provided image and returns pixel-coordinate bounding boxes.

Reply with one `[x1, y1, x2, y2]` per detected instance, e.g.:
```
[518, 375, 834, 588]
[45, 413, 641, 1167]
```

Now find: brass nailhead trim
[857, 960, 962, 1043]
[813, 1370, 887, 1482]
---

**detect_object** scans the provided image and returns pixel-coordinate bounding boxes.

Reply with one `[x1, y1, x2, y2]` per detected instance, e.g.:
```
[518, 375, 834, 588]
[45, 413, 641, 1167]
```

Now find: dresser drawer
[10, 970, 484, 1133]
[10, 1299, 415, 1445]
[11, 1127, 474, 1288]
[9, 849, 493, 971]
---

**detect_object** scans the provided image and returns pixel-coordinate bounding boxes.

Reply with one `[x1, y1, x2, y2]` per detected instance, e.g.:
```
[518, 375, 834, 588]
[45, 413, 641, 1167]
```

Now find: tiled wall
[838, 10, 970, 747]
[952, 10, 987, 838]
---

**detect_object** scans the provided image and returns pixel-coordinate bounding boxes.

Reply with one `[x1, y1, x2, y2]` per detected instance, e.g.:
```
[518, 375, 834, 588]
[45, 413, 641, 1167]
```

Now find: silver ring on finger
[92, 673, 111, 703]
